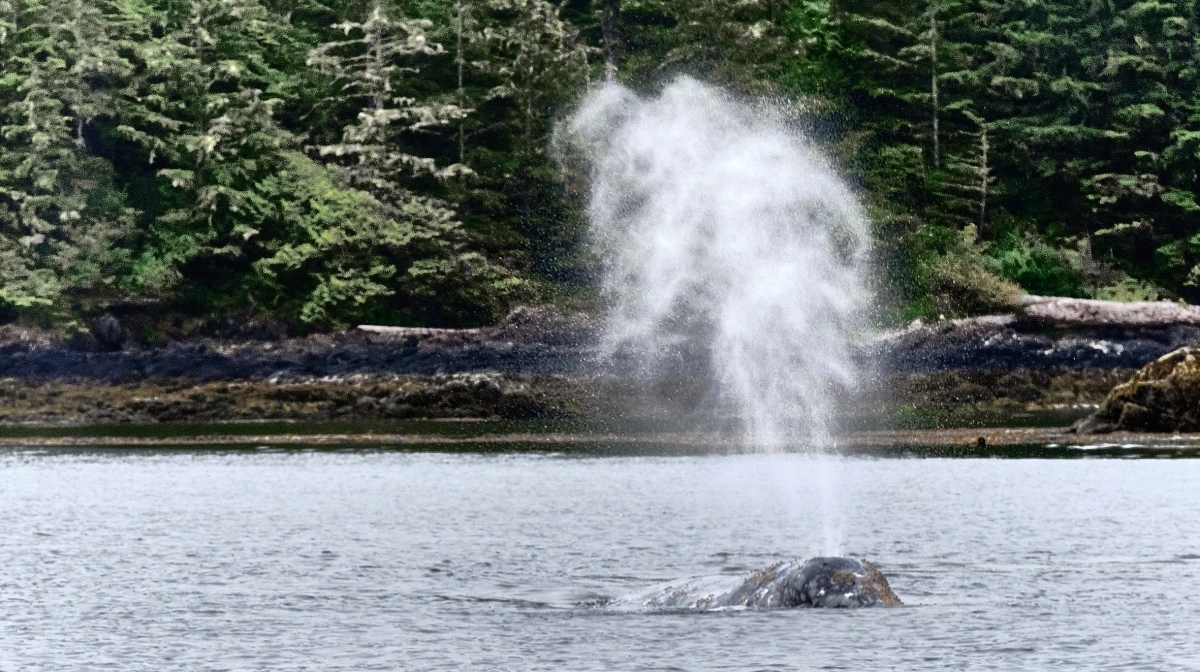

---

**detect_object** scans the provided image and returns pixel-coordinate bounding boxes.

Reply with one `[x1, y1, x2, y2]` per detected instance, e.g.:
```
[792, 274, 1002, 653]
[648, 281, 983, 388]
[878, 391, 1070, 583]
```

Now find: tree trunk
[978, 125, 989, 229]
[370, 4, 386, 113]
[456, 1, 466, 163]
[72, 0, 87, 150]
[929, 4, 939, 169]
[601, 0, 620, 79]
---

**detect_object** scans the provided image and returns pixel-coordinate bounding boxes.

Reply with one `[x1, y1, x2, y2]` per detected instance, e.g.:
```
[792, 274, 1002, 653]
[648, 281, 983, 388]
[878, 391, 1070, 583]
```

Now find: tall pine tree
[0, 0, 136, 319]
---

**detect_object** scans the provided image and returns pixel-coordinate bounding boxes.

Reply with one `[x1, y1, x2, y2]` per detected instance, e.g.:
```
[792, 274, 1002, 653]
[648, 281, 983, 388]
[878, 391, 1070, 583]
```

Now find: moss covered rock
[1073, 347, 1200, 433]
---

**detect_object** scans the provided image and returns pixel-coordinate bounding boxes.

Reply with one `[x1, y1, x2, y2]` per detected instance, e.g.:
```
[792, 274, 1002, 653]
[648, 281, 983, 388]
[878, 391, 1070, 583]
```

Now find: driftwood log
[1018, 295, 1200, 328]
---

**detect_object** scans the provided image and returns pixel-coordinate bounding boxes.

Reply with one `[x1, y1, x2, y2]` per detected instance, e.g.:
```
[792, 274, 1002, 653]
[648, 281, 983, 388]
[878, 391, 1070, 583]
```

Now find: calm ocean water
[2, 448, 1197, 670]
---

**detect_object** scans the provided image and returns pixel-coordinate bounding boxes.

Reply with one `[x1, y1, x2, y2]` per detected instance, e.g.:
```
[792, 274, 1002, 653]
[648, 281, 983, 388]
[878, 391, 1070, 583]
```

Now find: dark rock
[0, 295, 1194, 425]
[875, 314, 1200, 374]
[491, 304, 597, 346]
[1072, 347, 1200, 433]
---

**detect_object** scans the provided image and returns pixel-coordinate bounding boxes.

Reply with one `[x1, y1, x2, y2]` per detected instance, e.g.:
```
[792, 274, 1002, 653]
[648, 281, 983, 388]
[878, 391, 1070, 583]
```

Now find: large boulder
[1073, 347, 1200, 433]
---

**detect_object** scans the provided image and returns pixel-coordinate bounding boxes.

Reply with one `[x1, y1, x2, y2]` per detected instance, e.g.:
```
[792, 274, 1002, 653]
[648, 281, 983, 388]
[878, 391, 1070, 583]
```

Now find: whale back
[607, 556, 901, 610]
[793, 557, 902, 608]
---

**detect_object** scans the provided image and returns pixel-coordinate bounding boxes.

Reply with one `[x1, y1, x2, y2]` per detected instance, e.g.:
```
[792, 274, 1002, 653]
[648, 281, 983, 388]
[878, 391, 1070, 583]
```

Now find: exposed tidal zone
[885, 367, 1134, 414]
[0, 367, 1128, 427]
[0, 374, 715, 425]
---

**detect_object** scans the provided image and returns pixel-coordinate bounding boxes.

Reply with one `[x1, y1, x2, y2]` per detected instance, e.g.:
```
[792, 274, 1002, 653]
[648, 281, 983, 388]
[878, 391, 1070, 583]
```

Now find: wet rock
[0, 295, 1193, 425]
[884, 367, 1132, 415]
[877, 315, 1200, 373]
[1072, 347, 1200, 433]
[491, 305, 597, 346]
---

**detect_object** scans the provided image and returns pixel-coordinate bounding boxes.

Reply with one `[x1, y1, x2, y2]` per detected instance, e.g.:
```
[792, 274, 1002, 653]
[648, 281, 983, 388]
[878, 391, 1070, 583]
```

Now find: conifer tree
[0, 0, 136, 318]
[0, 1, 12, 45]
[308, 3, 468, 194]
[476, 0, 591, 284]
[1085, 0, 1194, 286]
[939, 111, 994, 229]
[281, 2, 517, 326]
[453, 0, 477, 162]
[484, 0, 589, 153]
[664, 0, 790, 91]
[991, 0, 1110, 224]
[114, 0, 291, 302]
[903, 0, 987, 174]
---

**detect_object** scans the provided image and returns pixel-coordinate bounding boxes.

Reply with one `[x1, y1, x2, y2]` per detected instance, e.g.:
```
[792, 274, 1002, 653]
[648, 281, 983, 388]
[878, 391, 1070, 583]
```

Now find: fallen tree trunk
[1018, 295, 1200, 328]
[356, 325, 482, 338]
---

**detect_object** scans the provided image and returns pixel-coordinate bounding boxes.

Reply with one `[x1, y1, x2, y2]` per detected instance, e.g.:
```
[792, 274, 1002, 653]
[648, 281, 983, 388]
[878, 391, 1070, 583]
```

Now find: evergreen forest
[3, 0, 1200, 334]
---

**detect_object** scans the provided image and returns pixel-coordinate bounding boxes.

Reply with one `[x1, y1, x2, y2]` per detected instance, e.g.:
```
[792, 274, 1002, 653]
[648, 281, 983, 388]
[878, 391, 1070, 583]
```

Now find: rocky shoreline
[1, 298, 1198, 426]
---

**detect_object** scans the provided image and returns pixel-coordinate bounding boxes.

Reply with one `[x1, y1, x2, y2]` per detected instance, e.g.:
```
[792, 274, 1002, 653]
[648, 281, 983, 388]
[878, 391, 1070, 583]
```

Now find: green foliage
[1094, 277, 1160, 302]
[920, 225, 1023, 317]
[0, 0, 137, 319]
[4, 0, 1200, 332]
[115, 0, 294, 300]
[829, 0, 1200, 312]
[926, 253, 1023, 317]
[484, 0, 591, 145]
[0, 0, 542, 329]
[254, 152, 397, 327]
[990, 231, 1088, 299]
[302, 2, 527, 327]
[254, 152, 528, 328]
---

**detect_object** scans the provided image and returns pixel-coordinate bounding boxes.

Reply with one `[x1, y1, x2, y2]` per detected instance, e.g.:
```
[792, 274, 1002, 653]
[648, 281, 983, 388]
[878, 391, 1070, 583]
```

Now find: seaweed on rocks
[0, 299, 1195, 425]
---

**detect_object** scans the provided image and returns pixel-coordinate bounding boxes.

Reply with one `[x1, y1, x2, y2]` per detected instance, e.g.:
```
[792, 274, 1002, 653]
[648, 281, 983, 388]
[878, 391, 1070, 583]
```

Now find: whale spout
[609, 556, 901, 610]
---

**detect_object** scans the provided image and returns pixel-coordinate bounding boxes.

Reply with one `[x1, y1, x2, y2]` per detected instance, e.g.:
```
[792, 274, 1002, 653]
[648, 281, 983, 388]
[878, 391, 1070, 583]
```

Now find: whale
[607, 556, 901, 610]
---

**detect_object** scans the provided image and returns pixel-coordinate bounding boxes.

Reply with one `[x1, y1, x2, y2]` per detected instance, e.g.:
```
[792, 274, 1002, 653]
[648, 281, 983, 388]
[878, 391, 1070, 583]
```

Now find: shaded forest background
[2, 0, 1200, 336]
